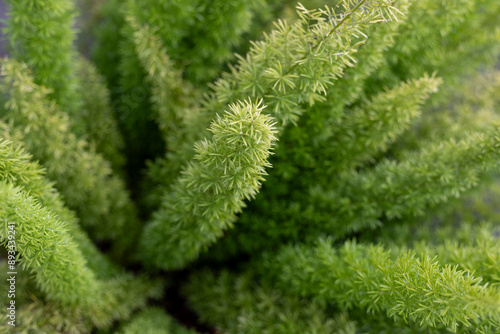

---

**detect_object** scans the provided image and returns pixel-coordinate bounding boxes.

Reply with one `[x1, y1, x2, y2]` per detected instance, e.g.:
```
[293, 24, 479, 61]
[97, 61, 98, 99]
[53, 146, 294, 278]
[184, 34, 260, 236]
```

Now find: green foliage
[1, 0, 500, 333]
[0, 59, 138, 252]
[259, 239, 500, 332]
[207, 0, 500, 259]
[0, 136, 112, 276]
[312, 74, 441, 174]
[0, 139, 162, 332]
[140, 99, 277, 269]
[74, 56, 125, 171]
[144, 0, 403, 209]
[118, 308, 196, 334]
[200, 0, 402, 127]
[185, 270, 356, 334]
[93, 0, 266, 190]
[0, 182, 95, 306]
[122, 0, 263, 84]
[127, 16, 199, 153]
[4, 0, 80, 114]
[380, 0, 500, 86]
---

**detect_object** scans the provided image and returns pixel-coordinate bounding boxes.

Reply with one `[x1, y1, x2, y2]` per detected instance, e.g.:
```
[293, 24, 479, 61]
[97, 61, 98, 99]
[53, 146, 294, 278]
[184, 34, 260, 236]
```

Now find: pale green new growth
[394, 221, 500, 289]
[141, 99, 277, 269]
[285, 0, 412, 154]
[430, 233, 500, 286]
[0, 137, 117, 277]
[146, 0, 403, 194]
[204, 0, 403, 126]
[0, 182, 98, 306]
[0, 139, 163, 329]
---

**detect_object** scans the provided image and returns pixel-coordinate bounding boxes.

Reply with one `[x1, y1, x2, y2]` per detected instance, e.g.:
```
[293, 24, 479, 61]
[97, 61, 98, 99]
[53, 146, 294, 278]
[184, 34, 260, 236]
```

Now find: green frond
[4, 0, 80, 113]
[0, 58, 138, 252]
[2, 0, 500, 332]
[262, 239, 500, 332]
[140, 99, 277, 270]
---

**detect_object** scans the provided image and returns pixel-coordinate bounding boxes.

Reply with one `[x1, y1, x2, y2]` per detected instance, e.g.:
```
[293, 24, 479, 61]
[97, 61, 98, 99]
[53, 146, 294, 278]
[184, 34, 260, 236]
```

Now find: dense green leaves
[140, 99, 277, 269]
[118, 308, 196, 334]
[1, 0, 500, 332]
[0, 139, 162, 331]
[185, 270, 356, 334]
[0, 59, 138, 252]
[4, 0, 80, 114]
[261, 239, 500, 332]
